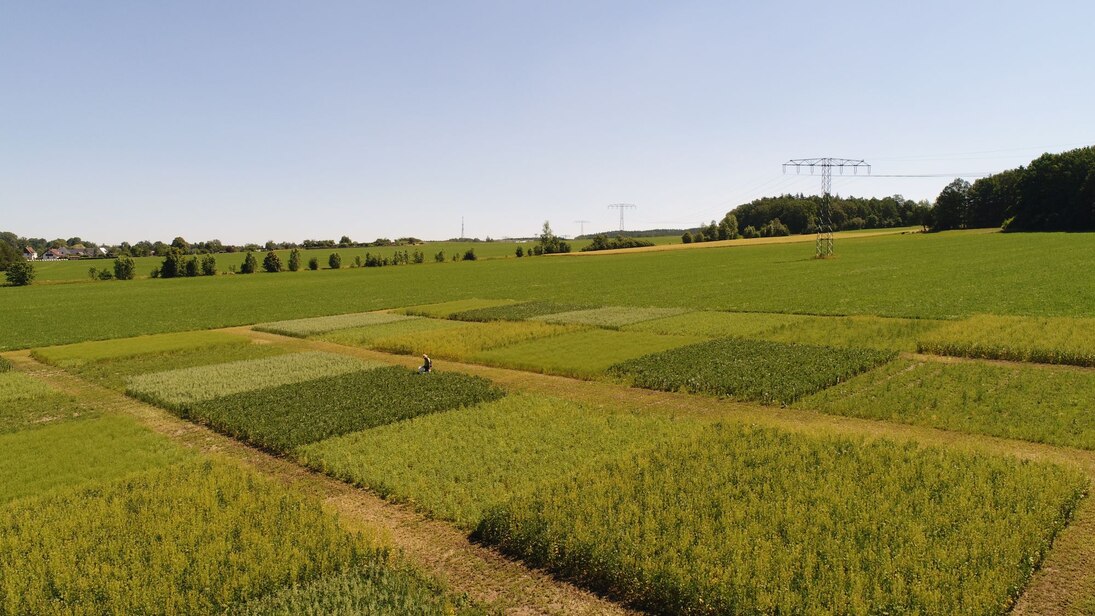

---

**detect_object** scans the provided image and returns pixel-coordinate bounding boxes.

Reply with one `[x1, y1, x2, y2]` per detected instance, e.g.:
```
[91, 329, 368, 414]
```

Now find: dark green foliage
[759, 217, 791, 237]
[449, 300, 589, 322]
[967, 168, 1022, 229]
[201, 254, 217, 276]
[515, 246, 524, 257]
[288, 248, 301, 272]
[241, 251, 258, 274]
[741, 225, 760, 239]
[308, 257, 319, 270]
[0, 357, 10, 372]
[462, 249, 477, 261]
[263, 251, 283, 273]
[4, 261, 35, 286]
[579, 235, 655, 252]
[609, 338, 895, 404]
[185, 367, 504, 453]
[718, 213, 739, 240]
[1010, 146, 1095, 231]
[0, 242, 20, 270]
[183, 256, 200, 277]
[538, 221, 571, 254]
[329, 252, 342, 269]
[97, 269, 114, 281]
[681, 231, 692, 244]
[113, 257, 135, 280]
[732, 194, 929, 234]
[434, 250, 445, 263]
[931, 178, 971, 231]
[159, 250, 184, 278]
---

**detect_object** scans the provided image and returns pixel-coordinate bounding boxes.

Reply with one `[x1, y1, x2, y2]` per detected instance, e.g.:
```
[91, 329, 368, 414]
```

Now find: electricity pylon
[782, 158, 870, 258]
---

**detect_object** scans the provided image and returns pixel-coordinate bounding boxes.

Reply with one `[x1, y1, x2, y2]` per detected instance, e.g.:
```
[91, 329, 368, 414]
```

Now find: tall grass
[371, 320, 580, 362]
[476, 423, 1088, 615]
[530, 306, 690, 329]
[798, 358, 1095, 450]
[126, 351, 383, 408]
[299, 393, 706, 528]
[918, 314, 1095, 366]
[32, 330, 251, 367]
[0, 356, 10, 372]
[253, 311, 416, 338]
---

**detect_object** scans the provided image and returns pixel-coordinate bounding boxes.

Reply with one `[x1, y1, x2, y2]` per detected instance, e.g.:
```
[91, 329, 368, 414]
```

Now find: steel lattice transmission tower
[607, 203, 636, 231]
[574, 220, 591, 236]
[782, 158, 870, 258]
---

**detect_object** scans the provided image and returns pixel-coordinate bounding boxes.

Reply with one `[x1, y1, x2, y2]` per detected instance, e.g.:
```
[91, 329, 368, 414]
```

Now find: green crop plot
[759, 315, 947, 351]
[623, 310, 809, 338]
[66, 339, 290, 390]
[798, 358, 1095, 450]
[531, 305, 691, 329]
[371, 320, 580, 362]
[918, 314, 1095, 367]
[0, 459, 380, 615]
[449, 299, 591, 322]
[473, 329, 703, 379]
[0, 357, 10, 372]
[0, 373, 94, 434]
[126, 351, 382, 409]
[33, 330, 250, 367]
[253, 311, 416, 338]
[400, 298, 518, 319]
[476, 423, 1087, 615]
[319, 318, 467, 347]
[186, 367, 504, 453]
[0, 414, 191, 504]
[299, 394, 705, 528]
[610, 338, 895, 404]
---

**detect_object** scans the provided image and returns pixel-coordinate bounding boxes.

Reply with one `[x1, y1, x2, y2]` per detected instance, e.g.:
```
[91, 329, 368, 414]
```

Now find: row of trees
[930, 146, 1095, 232]
[727, 195, 931, 236]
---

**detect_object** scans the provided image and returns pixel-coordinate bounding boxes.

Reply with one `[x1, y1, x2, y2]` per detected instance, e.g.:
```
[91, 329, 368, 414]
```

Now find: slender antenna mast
[782, 158, 870, 258]
[574, 220, 590, 236]
[606, 203, 637, 232]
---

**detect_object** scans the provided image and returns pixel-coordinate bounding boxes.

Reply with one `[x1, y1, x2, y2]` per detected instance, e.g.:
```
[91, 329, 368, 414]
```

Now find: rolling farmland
[3, 229, 1095, 614]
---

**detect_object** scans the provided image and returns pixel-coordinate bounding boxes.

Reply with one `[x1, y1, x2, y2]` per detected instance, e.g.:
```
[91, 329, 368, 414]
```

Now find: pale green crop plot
[0, 414, 191, 504]
[476, 423, 1087, 615]
[126, 351, 383, 409]
[918, 314, 1095, 366]
[0, 372, 94, 434]
[530, 305, 691, 329]
[798, 358, 1095, 450]
[0, 459, 379, 615]
[760, 315, 946, 352]
[371, 320, 581, 362]
[33, 330, 251, 367]
[449, 299, 590, 322]
[299, 394, 706, 528]
[400, 298, 518, 319]
[253, 311, 416, 338]
[473, 329, 704, 378]
[319, 318, 467, 348]
[623, 310, 809, 338]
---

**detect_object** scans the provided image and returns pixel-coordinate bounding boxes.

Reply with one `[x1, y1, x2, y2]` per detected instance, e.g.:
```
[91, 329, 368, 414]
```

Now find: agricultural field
[0, 372, 94, 433]
[530, 305, 690, 329]
[32, 330, 252, 366]
[253, 311, 416, 338]
[609, 338, 895, 404]
[319, 317, 468, 348]
[918, 314, 1095, 367]
[371, 320, 580, 361]
[798, 358, 1095, 450]
[622, 309, 811, 338]
[399, 297, 518, 318]
[476, 423, 1086, 615]
[449, 299, 591, 322]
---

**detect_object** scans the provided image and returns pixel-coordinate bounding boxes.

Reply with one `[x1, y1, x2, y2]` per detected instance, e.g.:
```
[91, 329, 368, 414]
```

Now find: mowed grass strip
[798, 358, 1095, 450]
[319, 318, 466, 347]
[0, 373, 95, 434]
[253, 311, 416, 338]
[32, 330, 250, 367]
[126, 351, 383, 409]
[623, 310, 809, 338]
[918, 314, 1095, 366]
[188, 367, 504, 453]
[0, 414, 191, 504]
[0, 459, 383, 615]
[399, 298, 518, 319]
[299, 393, 705, 528]
[448, 299, 590, 322]
[473, 329, 704, 379]
[371, 320, 581, 362]
[475, 423, 1088, 615]
[610, 338, 895, 404]
[531, 305, 691, 329]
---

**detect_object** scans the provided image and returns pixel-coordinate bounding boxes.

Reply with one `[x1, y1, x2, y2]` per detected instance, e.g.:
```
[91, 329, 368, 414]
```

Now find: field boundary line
[904, 351, 1095, 373]
[2, 350, 635, 616]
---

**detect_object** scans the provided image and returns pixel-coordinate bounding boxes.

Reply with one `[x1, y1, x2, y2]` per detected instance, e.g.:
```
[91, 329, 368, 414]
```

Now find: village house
[23, 246, 37, 261]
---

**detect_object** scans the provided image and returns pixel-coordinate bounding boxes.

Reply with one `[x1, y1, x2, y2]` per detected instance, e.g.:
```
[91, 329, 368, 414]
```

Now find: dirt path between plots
[235, 328, 1095, 615]
[3, 351, 633, 616]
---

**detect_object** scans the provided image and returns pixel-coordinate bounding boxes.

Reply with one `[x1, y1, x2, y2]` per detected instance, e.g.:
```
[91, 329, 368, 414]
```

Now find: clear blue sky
[3, 0, 1093, 244]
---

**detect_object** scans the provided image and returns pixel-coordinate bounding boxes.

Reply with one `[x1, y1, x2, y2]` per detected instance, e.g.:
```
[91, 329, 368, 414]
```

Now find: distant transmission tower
[607, 203, 636, 232]
[574, 220, 590, 236]
[461, 216, 465, 239]
[782, 158, 870, 258]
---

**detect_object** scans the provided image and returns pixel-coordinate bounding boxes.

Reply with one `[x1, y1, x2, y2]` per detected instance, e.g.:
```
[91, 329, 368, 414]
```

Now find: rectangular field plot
[399, 298, 518, 319]
[623, 310, 809, 338]
[319, 318, 467, 348]
[473, 329, 704, 378]
[530, 305, 690, 329]
[0, 373, 94, 434]
[610, 338, 895, 404]
[0, 460, 381, 615]
[760, 314, 946, 352]
[299, 393, 705, 528]
[0, 414, 191, 504]
[918, 314, 1095, 366]
[188, 367, 504, 453]
[32, 330, 251, 367]
[797, 358, 1095, 450]
[126, 351, 383, 409]
[253, 311, 416, 338]
[371, 320, 580, 361]
[449, 299, 590, 322]
[475, 423, 1087, 615]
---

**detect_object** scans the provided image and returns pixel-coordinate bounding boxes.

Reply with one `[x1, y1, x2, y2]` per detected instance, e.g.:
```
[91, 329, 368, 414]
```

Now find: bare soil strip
[2, 350, 633, 616]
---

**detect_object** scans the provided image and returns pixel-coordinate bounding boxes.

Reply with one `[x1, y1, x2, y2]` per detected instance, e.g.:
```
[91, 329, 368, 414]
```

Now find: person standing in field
[419, 354, 432, 374]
